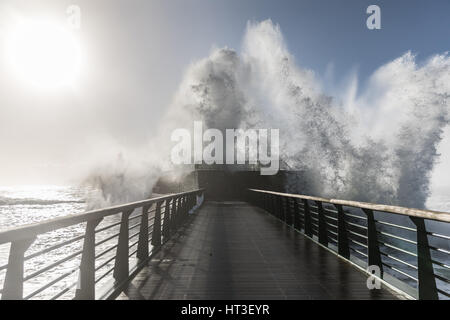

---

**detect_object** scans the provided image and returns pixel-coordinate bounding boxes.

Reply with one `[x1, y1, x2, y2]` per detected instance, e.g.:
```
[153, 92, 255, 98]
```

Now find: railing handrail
[0, 187, 205, 300]
[248, 188, 450, 300]
[0, 189, 205, 245]
[248, 188, 450, 223]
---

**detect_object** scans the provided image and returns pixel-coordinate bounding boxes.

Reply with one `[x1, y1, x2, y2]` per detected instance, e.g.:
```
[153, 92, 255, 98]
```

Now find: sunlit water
[0, 185, 145, 300]
[0, 185, 448, 299]
[0, 185, 87, 231]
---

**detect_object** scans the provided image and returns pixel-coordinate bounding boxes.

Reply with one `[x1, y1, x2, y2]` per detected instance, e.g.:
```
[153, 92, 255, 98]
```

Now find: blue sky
[149, 0, 450, 94]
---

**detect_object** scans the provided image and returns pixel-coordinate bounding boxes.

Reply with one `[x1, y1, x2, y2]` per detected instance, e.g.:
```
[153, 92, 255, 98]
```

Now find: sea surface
[0, 185, 449, 299]
[0, 185, 87, 231]
[0, 185, 144, 299]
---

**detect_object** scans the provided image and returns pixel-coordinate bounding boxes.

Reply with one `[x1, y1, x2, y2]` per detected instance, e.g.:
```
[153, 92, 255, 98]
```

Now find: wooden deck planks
[117, 201, 399, 300]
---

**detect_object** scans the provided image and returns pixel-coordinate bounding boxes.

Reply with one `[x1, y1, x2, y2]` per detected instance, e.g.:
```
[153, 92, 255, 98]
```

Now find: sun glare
[4, 19, 83, 90]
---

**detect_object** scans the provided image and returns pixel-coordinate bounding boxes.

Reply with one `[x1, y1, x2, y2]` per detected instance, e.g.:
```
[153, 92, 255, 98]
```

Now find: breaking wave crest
[162, 19, 450, 209]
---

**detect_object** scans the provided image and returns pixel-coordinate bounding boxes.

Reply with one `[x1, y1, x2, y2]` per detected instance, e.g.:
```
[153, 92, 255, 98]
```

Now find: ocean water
[0, 185, 144, 300]
[0, 185, 87, 231]
[0, 185, 449, 299]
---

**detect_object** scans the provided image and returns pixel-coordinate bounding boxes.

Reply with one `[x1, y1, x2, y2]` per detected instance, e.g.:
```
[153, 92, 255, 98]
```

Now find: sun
[4, 18, 83, 90]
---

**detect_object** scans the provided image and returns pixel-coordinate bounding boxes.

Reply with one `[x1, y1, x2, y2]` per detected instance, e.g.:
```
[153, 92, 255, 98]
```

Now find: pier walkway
[116, 201, 398, 300]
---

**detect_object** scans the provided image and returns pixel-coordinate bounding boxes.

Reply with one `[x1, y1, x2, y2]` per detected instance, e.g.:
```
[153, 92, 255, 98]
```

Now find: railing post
[113, 209, 133, 284]
[176, 197, 183, 227]
[303, 200, 312, 237]
[162, 199, 171, 242]
[176, 197, 182, 228]
[192, 192, 198, 211]
[181, 195, 186, 214]
[273, 195, 278, 217]
[264, 194, 269, 212]
[195, 192, 200, 210]
[137, 205, 150, 262]
[335, 204, 350, 259]
[280, 197, 287, 222]
[175, 197, 183, 226]
[75, 218, 102, 300]
[268, 194, 272, 213]
[277, 196, 283, 220]
[286, 197, 293, 226]
[316, 201, 328, 246]
[293, 198, 300, 230]
[170, 197, 179, 232]
[151, 201, 162, 249]
[182, 196, 188, 220]
[192, 193, 196, 209]
[410, 217, 438, 300]
[186, 195, 191, 213]
[272, 195, 277, 218]
[185, 194, 191, 214]
[2, 237, 35, 300]
[285, 197, 292, 225]
[196, 191, 203, 210]
[363, 209, 382, 274]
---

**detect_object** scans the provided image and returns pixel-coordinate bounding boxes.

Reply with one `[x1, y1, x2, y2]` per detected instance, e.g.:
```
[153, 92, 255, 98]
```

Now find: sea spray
[85, 19, 450, 211]
[162, 19, 450, 209]
[83, 152, 162, 209]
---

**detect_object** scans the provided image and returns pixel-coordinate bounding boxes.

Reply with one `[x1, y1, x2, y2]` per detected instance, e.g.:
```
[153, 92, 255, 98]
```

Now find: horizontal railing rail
[0, 188, 205, 300]
[248, 188, 450, 300]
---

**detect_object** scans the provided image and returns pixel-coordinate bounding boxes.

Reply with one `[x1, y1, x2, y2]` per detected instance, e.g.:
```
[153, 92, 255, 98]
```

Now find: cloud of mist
[82, 152, 161, 209]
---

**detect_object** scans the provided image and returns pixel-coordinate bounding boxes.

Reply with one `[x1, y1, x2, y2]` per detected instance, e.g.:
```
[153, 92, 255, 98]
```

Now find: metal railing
[0, 188, 204, 300]
[248, 188, 450, 300]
